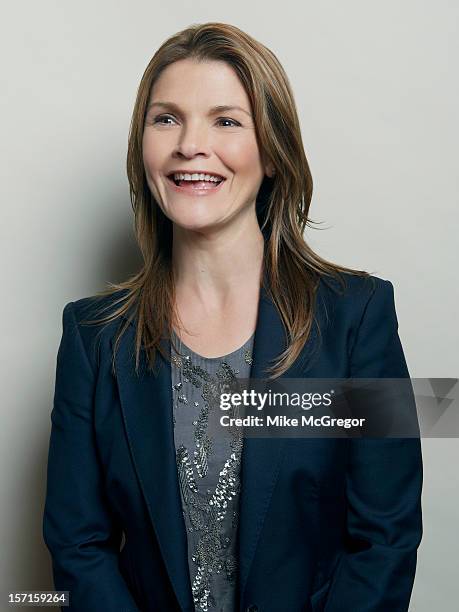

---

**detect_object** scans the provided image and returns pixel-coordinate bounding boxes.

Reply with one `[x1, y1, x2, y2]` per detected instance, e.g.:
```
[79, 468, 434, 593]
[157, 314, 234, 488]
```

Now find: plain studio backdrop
[1, 1, 457, 610]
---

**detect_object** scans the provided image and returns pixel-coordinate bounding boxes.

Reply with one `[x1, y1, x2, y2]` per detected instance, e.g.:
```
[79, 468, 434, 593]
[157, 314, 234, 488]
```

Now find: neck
[171, 210, 265, 306]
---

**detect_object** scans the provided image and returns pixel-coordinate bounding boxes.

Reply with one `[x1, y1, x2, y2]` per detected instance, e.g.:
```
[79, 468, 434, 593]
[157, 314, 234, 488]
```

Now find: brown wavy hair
[81, 21, 372, 379]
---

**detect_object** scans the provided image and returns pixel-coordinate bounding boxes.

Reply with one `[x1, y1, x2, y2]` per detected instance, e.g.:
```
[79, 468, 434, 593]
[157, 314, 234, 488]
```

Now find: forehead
[148, 59, 251, 109]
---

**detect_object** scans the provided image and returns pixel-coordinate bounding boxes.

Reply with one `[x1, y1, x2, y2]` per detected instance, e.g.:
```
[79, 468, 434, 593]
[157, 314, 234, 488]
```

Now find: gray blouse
[170, 330, 255, 612]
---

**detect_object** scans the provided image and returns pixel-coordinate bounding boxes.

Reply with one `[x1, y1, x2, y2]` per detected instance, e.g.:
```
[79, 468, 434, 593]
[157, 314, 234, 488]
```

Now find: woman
[43, 22, 423, 612]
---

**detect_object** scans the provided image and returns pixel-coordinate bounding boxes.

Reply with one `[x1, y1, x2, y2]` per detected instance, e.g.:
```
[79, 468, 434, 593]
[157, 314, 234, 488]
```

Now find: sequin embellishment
[171, 340, 252, 612]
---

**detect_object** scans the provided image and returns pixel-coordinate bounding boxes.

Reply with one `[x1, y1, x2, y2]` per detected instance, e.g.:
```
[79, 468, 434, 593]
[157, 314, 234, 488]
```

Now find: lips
[167, 174, 224, 187]
[165, 174, 226, 195]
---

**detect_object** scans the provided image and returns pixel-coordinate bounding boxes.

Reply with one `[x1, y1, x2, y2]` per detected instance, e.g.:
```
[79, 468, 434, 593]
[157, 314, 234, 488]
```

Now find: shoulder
[317, 271, 395, 309]
[312, 272, 406, 376]
[69, 288, 132, 326]
[315, 271, 398, 333]
[58, 289, 132, 371]
[318, 270, 393, 298]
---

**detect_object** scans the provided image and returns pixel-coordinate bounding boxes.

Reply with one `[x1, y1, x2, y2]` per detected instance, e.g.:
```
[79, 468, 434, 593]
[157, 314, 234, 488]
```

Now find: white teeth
[173, 172, 223, 182]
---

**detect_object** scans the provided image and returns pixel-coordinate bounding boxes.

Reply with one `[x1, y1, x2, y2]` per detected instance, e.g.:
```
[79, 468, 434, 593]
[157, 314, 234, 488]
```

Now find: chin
[169, 207, 229, 233]
[178, 222, 224, 234]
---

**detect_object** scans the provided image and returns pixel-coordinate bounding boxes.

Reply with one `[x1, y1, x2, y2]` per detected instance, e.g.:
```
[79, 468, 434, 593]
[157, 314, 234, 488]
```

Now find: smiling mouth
[166, 174, 225, 191]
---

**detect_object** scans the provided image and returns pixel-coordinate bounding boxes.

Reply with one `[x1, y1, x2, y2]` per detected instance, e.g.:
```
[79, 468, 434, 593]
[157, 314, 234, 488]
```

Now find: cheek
[141, 139, 162, 200]
[219, 137, 263, 175]
[142, 133, 164, 175]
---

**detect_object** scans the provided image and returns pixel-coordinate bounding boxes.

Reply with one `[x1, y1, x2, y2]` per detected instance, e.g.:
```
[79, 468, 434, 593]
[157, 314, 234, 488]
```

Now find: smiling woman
[141, 58, 275, 238]
[43, 21, 422, 612]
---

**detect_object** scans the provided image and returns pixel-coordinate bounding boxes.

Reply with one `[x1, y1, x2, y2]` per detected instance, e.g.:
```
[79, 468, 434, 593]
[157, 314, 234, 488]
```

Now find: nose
[173, 120, 211, 159]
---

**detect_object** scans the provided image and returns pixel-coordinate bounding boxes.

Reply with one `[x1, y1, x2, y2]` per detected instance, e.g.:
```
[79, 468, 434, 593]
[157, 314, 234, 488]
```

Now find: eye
[152, 114, 176, 125]
[150, 114, 241, 127]
[216, 117, 241, 127]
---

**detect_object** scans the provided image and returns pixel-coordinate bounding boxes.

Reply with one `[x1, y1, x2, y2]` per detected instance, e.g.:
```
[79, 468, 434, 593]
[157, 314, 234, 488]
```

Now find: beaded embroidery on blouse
[171, 338, 253, 612]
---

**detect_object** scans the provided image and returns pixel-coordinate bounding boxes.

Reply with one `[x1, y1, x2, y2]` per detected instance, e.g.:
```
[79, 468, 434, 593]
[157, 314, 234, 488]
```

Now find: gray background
[1, 1, 457, 609]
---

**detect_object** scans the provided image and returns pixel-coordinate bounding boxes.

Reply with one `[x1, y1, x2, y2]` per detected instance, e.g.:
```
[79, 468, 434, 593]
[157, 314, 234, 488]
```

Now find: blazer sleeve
[324, 279, 423, 612]
[42, 302, 140, 612]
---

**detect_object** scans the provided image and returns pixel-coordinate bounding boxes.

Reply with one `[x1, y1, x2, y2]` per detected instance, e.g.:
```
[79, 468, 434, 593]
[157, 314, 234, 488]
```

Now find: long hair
[81, 22, 372, 379]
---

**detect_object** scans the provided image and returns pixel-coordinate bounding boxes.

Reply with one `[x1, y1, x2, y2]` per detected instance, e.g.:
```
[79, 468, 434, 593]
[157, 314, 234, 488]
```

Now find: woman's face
[142, 58, 273, 233]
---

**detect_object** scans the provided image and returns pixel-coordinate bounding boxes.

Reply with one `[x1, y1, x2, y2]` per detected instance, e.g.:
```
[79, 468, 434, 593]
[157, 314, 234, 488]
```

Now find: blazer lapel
[112, 284, 307, 611]
[113, 327, 194, 611]
[237, 285, 307, 604]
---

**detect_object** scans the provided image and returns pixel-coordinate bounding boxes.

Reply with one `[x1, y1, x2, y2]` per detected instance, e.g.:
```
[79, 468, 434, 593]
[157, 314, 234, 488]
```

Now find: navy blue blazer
[43, 273, 423, 612]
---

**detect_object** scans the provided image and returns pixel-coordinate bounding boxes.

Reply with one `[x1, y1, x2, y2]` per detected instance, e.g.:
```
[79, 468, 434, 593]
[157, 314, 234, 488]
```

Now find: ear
[264, 160, 276, 178]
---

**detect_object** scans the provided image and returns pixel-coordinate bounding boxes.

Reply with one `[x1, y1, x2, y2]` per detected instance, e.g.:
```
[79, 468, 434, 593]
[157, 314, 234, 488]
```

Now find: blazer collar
[112, 284, 308, 610]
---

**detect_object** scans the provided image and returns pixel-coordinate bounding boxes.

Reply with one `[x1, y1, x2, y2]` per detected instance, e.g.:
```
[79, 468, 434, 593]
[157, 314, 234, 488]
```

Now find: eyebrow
[146, 101, 252, 118]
